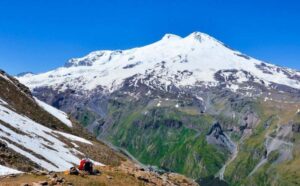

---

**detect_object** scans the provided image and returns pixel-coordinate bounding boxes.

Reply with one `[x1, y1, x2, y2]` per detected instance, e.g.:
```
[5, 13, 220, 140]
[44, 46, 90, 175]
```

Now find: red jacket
[78, 159, 86, 170]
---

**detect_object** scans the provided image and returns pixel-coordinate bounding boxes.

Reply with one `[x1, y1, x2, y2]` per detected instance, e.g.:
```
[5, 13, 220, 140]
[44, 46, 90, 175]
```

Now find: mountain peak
[161, 33, 182, 41]
[190, 31, 204, 36]
[16, 72, 35, 77]
[18, 31, 300, 92]
[186, 31, 217, 43]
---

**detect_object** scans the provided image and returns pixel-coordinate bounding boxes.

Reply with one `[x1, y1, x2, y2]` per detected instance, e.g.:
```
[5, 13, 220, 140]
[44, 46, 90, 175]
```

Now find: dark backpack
[84, 161, 93, 173]
[69, 167, 79, 175]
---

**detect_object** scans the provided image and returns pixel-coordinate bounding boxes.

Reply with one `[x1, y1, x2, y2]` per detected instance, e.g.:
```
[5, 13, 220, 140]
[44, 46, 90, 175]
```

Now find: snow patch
[0, 165, 22, 176]
[35, 98, 72, 127]
[54, 131, 93, 145]
[0, 99, 8, 106]
[71, 142, 79, 148]
[0, 104, 100, 171]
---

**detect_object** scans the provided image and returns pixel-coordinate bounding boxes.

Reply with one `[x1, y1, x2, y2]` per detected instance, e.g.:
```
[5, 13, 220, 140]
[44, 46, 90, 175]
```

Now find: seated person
[79, 158, 93, 174]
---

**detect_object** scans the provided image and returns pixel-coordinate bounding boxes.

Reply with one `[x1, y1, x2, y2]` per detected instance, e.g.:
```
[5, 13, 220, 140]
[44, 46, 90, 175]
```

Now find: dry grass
[0, 166, 146, 186]
[0, 161, 198, 186]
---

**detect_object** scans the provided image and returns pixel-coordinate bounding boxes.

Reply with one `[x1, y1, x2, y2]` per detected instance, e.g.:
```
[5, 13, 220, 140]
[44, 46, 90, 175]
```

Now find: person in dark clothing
[78, 158, 93, 174]
[78, 158, 101, 175]
[83, 160, 93, 174]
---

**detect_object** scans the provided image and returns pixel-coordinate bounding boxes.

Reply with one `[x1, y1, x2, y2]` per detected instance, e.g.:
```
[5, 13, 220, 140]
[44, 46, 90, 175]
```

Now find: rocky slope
[0, 69, 123, 173]
[0, 70, 197, 185]
[18, 32, 300, 185]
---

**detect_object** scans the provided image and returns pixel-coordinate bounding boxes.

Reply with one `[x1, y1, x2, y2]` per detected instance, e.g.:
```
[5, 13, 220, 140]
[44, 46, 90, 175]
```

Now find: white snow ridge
[18, 32, 300, 93]
[0, 165, 22, 176]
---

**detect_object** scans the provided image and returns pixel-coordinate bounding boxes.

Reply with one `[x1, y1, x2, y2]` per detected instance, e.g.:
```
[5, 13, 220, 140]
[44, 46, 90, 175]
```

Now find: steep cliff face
[17, 32, 300, 185]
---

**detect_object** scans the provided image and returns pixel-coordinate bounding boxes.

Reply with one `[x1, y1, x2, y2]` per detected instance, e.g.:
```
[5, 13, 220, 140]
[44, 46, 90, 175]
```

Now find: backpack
[84, 161, 93, 173]
[69, 167, 79, 175]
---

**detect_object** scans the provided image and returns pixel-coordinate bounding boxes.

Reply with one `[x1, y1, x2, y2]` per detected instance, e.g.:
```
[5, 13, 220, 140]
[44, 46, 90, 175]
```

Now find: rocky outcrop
[206, 122, 236, 153]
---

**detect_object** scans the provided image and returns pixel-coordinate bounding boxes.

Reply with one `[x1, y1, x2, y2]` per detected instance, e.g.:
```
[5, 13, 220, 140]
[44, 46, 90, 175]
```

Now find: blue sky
[0, 0, 299, 75]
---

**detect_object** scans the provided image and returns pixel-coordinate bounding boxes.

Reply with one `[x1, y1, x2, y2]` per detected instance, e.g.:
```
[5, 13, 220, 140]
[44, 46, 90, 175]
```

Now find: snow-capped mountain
[16, 32, 300, 185]
[19, 32, 300, 94]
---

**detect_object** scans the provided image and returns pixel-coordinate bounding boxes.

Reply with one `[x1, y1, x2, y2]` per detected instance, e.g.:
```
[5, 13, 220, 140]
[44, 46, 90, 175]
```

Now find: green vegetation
[104, 101, 228, 179]
[78, 110, 97, 127]
[224, 99, 300, 186]
[86, 95, 300, 185]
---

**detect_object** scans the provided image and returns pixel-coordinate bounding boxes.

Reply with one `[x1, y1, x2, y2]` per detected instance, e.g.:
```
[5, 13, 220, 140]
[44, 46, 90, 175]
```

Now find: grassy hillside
[225, 99, 300, 185]
[98, 98, 230, 179]
[86, 92, 300, 185]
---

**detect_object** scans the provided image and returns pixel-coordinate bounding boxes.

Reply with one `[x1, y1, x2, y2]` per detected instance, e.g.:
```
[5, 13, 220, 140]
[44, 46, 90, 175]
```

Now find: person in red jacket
[78, 158, 94, 174]
[78, 158, 87, 171]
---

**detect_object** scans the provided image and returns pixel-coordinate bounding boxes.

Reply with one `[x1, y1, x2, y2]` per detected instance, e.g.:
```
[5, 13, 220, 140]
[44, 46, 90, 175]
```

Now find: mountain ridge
[18, 32, 300, 96]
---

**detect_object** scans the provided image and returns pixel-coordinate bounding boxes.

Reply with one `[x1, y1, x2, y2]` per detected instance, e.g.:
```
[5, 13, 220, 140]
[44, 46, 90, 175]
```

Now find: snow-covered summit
[18, 32, 300, 93]
[161, 33, 182, 41]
